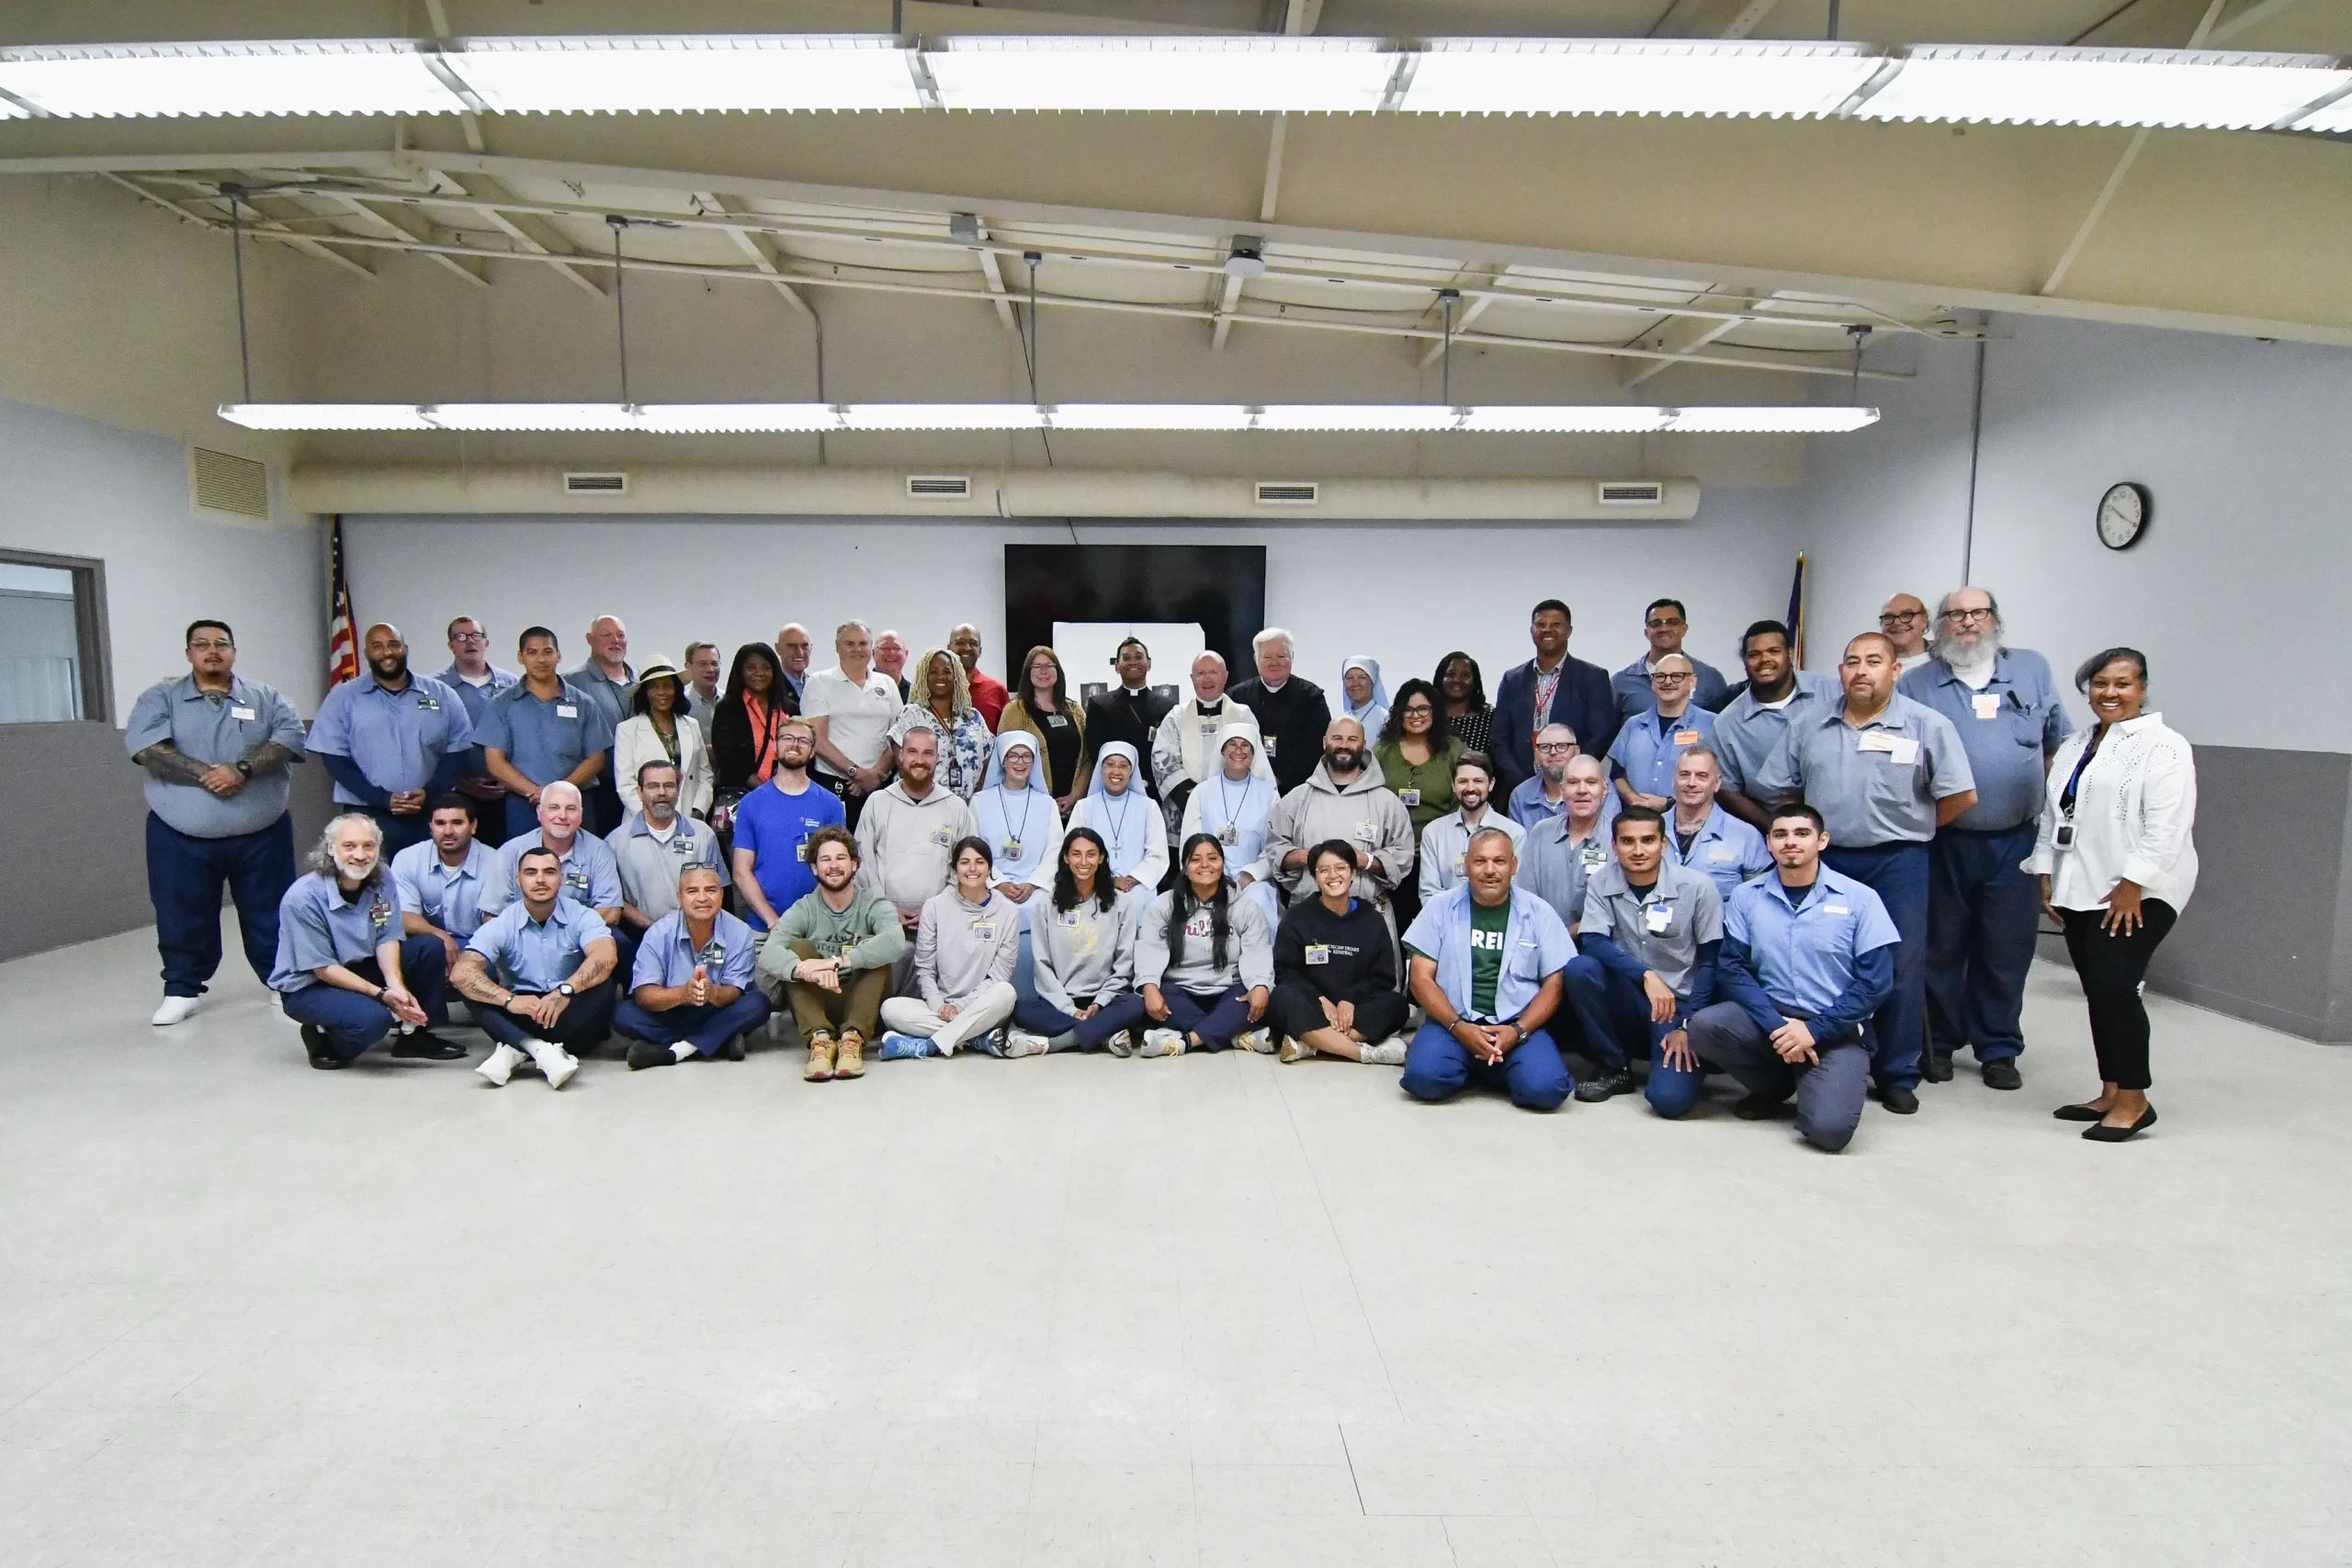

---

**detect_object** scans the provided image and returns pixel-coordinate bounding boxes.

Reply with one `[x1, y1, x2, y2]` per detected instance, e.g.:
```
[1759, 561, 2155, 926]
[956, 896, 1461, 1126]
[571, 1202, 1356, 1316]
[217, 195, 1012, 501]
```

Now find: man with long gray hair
[269, 812, 462, 1071]
[1899, 586, 2073, 1089]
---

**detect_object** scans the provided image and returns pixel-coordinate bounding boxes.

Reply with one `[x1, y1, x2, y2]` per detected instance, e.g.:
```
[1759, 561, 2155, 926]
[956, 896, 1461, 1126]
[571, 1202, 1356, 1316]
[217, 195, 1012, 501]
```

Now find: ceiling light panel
[0, 39, 463, 118]
[1855, 46, 2350, 130]
[1459, 406, 1668, 432]
[447, 35, 922, 114]
[425, 402, 649, 431]
[1049, 403, 1255, 431]
[635, 403, 841, 433]
[1664, 406, 1879, 432]
[926, 36, 1398, 114]
[1255, 405, 1462, 432]
[217, 403, 439, 431]
[838, 403, 1046, 431]
[1402, 39, 1882, 119]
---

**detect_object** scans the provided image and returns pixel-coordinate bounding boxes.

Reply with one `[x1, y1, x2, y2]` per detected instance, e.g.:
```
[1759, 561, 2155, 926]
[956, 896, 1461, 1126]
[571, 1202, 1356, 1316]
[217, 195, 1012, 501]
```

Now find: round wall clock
[2097, 481, 2150, 550]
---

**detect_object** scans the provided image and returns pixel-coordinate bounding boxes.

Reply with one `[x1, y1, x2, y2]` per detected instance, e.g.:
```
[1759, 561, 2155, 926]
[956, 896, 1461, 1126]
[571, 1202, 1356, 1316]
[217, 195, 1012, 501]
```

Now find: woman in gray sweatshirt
[876, 837, 1019, 1058]
[1134, 833, 1276, 1056]
[1010, 827, 1148, 1056]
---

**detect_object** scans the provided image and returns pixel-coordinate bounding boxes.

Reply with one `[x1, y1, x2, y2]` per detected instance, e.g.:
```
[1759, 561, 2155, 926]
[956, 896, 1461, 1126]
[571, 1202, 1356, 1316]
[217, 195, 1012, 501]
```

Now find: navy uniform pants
[1400, 1021, 1572, 1110]
[1926, 821, 2041, 1066]
[478, 981, 617, 1052]
[614, 991, 773, 1057]
[1823, 840, 1929, 1092]
[147, 811, 296, 998]
[277, 938, 451, 1062]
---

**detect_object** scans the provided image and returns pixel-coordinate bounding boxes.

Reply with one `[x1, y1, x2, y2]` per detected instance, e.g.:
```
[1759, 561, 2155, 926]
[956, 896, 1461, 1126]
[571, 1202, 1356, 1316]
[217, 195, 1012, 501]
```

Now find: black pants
[1269, 980, 1408, 1044]
[2059, 899, 2177, 1092]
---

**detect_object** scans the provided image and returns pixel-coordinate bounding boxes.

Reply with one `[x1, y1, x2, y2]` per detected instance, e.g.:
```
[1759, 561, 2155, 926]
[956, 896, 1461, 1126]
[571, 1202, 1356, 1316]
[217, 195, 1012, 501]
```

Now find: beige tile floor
[3, 924, 2347, 1566]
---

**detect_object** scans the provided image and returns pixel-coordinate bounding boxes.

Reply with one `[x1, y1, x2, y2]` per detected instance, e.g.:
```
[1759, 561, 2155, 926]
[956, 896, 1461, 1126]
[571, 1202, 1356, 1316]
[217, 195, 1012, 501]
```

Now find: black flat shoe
[1879, 1086, 1919, 1115]
[390, 1031, 469, 1061]
[2052, 1102, 2108, 1122]
[1980, 1060, 2022, 1091]
[300, 1024, 345, 1070]
[718, 1033, 746, 1062]
[2083, 1107, 2156, 1143]
[1921, 1051, 1955, 1083]
[1733, 1092, 1787, 1121]
[626, 1039, 675, 1071]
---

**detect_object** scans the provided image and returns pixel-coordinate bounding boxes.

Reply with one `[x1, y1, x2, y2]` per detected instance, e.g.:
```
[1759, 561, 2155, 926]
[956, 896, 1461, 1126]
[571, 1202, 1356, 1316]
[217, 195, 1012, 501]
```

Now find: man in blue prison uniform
[475, 626, 614, 842]
[306, 622, 472, 857]
[1400, 825, 1577, 1111]
[615, 863, 772, 1069]
[1559, 806, 1724, 1108]
[268, 811, 464, 1070]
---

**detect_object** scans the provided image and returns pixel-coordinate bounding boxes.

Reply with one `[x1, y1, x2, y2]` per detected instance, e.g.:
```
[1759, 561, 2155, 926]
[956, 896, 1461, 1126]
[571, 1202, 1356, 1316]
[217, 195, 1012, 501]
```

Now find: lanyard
[996, 786, 1036, 854]
[1215, 773, 1250, 828]
[2059, 726, 2107, 818]
[1102, 792, 1138, 856]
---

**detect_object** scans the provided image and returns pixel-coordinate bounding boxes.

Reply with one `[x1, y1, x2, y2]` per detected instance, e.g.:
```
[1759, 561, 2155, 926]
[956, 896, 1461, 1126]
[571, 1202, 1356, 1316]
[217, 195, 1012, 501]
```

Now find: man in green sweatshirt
[755, 825, 906, 1082]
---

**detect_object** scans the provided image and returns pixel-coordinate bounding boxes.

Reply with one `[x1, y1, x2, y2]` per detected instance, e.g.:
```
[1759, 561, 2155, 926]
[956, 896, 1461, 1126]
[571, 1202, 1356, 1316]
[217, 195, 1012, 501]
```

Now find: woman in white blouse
[2028, 648, 2196, 1144]
[614, 662, 715, 821]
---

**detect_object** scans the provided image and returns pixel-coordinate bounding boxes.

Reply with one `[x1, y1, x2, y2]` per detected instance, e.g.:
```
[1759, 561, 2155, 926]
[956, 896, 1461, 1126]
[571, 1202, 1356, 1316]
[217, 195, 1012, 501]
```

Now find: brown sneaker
[803, 1034, 835, 1082]
[833, 1032, 866, 1078]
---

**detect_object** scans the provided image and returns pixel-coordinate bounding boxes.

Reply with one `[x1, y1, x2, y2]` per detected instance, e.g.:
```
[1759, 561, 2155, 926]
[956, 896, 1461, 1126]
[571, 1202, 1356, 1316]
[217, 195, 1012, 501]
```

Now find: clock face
[2097, 482, 2148, 550]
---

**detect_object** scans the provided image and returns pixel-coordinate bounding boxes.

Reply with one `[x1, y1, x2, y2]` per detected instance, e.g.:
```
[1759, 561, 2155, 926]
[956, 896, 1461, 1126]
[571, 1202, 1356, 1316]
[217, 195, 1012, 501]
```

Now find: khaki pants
[781, 939, 890, 1042]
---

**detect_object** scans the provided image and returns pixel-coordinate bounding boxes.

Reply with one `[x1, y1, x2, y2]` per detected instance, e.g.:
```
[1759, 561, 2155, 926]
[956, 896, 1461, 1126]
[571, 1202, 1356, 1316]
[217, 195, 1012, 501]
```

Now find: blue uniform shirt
[1507, 774, 1621, 831]
[465, 897, 615, 994]
[1611, 655, 1731, 718]
[561, 660, 636, 736]
[390, 838, 497, 938]
[1711, 671, 1838, 797]
[307, 670, 474, 804]
[1664, 804, 1772, 902]
[1723, 866, 1901, 1018]
[1607, 704, 1720, 801]
[1897, 651, 2073, 832]
[268, 871, 401, 992]
[730, 778, 847, 928]
[605, 812, 730, 922]
[474, 679, 615, 789]
[630, 908, 761, 992]
[124, 673, 308, 838]
[435, 664, 518, 728]
[1402, 882, 1576, 1023]
[1753, 694, 1976, 848]
[482, 829, 624, 917]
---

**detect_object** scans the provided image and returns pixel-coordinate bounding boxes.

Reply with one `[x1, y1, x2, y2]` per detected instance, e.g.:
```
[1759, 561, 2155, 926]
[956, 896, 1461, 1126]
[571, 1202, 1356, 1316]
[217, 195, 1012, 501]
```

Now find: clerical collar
[1195, 698, 1222, 716]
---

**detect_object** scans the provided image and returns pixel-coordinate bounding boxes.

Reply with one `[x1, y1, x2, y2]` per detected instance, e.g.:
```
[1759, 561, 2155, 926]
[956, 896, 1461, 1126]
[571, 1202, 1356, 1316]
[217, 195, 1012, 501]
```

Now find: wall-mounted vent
[564, 471, 628, 495]
[189, 446, 270, 520]
[1254, 480, 1320, 506]
[1595, 480, 1667, 506]
[906, 475, 973, 500]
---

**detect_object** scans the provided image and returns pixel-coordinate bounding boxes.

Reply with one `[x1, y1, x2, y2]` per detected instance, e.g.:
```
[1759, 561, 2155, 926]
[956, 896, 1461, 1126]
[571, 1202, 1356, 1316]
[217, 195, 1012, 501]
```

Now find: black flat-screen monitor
[1004, 542, 1268, 680]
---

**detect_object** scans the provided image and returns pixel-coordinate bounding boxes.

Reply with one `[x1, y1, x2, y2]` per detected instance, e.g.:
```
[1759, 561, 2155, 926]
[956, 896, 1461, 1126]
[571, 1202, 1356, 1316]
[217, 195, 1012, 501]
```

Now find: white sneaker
[1360, 1036, 1408, 1066]
[477, 1043, 522, 1087]
[1138, 1028, 1186, 1058]
[530, 1043, 579, 1090]
[150, 996, 201, 1027]
[1234, 1027, 1274, 1055]
[1001, 1026, 1051, 1058]
[1104, 1030, 1134, 1057]
[1279, 1034, 1312, 1065]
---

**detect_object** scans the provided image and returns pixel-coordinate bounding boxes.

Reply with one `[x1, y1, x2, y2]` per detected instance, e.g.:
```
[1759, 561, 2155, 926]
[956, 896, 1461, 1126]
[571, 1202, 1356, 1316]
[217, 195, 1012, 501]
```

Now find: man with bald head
[308, 622, 473, 855]
[564, 614, 636, 832]
[947, 623, 1008, 729]
[1150, 649, 1266, 822]
[1879, 593, 1932, 673]
[1267, 716, 1416, 927]
[874, 630, 912, 702]
[772, 624, 812, 715]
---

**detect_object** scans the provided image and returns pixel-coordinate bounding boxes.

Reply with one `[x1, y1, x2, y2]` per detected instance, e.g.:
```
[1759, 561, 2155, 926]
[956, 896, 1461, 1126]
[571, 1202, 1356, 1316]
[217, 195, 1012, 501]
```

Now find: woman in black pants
[1271, 840, 1409, 1066]
[2030, 648, 2199, 1143]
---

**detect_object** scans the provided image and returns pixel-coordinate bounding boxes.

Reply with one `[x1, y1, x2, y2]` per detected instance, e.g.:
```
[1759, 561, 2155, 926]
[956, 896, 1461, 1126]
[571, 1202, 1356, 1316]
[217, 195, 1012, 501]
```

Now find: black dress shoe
[2052, 1101, 2108, 1122]
[390, 1031, 469, 1061]
[1880, 1086, 1920, 1115]
[1981, 1059, 2022, 1091]
[300, 1024, 346, 1070]
[2083, 1106, 2156, 1142]
[1573, 1066, 1635, 1103]
[718, 1033, 746, 1062]
[626, 1039, 675, 1071]
[1921, 1051, 1955, 1083]
[1733, 1092, 1787, 1121]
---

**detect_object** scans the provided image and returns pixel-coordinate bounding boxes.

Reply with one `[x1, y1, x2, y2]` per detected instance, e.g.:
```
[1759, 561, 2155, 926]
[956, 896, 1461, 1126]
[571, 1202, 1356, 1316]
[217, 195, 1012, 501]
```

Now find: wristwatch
[557, 982, 575, 998]
[235, 760, 254, 778]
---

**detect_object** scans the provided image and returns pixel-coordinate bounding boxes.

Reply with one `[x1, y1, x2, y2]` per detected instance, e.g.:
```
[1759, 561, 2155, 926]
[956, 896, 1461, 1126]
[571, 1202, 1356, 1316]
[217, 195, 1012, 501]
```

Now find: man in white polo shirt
[803, 618, 902, 829]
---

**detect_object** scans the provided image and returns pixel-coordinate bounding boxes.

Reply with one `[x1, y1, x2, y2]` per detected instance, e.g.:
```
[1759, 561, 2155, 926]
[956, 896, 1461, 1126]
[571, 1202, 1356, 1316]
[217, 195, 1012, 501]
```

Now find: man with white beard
[269, 812, 463, 1070]
[1899, 587, 2072, 1090]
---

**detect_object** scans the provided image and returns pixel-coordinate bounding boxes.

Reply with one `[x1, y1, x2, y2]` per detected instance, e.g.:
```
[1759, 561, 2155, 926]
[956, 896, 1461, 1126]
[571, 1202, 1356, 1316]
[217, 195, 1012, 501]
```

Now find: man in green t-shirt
[1396, 827, 1578, 1111]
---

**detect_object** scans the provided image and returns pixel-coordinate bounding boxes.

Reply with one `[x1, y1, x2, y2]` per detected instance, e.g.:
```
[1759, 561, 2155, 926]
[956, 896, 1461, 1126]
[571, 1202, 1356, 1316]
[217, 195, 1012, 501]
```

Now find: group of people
[127, 584, 2198, 1149]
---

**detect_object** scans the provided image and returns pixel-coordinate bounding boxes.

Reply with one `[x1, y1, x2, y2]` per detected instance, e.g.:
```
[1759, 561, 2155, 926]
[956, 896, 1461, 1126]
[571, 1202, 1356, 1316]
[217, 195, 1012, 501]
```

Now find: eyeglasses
[1942, 607, 1995, 624]
[1651, 671, 1694, 684]
[1645, 618, 1686, 631]
[1879, 610, 1925, 626]
[187, 639, 234, 652]
[1398, 703, 1433, 716]
[1534, 741, 1576, 754]
[449, 631, 487, 643]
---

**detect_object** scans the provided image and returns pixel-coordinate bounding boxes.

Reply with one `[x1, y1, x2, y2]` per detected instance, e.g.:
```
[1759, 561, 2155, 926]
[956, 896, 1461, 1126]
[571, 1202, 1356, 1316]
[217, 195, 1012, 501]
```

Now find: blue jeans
[146, 811, 297, 997]
[277, 937, 450, 1062]
[1013, 989, 1149, 1051]
[1400, 1020, 1573, 1111]
[1155, 984, 1254, 1050]
[1824, 840, 1930, 1091]
[1926, 821, 2041, 1065]
[478, 980, 616, 1052]
[1562, 957, 1700, 1102]
[614, 991, 772, 1057]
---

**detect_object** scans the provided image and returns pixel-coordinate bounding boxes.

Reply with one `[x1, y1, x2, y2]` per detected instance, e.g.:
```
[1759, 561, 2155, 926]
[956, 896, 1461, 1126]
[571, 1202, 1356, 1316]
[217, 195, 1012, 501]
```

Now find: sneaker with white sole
[1001, 1026, 1051, 1058]
[1359, 1037, 1408, 1067]
[1138, 1028, 1187, 1058]
[477, 1043, 522, 1087]
[1234, 1027, 1274, 1055]
[1103, 1030, 1134, 1057]
[150, 996, 201, 1027]
[1279, 1035, 1312, 1064]
[875, 1032, 935, 1061]
[528, 1043, 579, 1090]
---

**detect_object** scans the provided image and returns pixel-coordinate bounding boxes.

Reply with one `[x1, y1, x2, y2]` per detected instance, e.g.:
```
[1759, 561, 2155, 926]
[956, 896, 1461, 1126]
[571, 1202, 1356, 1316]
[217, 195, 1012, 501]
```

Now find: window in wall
[0, 552, 110, 725]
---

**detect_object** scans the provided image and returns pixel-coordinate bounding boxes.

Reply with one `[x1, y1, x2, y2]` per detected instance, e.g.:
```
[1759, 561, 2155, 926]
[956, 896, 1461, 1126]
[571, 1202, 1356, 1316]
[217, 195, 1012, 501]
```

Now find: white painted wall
[0, 396, 325, 719]
[345, 491, 1803, 700]
[1800, 315, 2352, 753]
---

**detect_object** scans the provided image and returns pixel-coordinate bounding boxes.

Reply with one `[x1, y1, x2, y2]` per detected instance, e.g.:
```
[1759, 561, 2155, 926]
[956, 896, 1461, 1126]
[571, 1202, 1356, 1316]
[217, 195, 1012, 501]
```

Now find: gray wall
[0, 721, 333, 965]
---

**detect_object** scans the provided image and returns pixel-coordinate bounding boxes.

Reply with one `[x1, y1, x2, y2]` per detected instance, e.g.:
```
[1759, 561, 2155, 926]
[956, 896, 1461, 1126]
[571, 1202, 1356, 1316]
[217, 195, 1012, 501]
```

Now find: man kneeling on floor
[452, 845, 618, 1089]
[271, 811, 464, 1070]
[1680, 802, 1899, 1152]
[616, 864, 771, 1070]
[754, 825, 906, 1082]
[1399, 826, 1576, 1111]
[1559, 806, 1724, 1104]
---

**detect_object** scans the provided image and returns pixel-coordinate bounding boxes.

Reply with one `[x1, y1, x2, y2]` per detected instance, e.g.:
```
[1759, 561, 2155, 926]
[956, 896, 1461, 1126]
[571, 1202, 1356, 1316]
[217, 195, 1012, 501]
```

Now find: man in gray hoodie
[1266, 716, 1416, 919]
[877, 837, 1021, 1057]
[852, 725, 977, 941]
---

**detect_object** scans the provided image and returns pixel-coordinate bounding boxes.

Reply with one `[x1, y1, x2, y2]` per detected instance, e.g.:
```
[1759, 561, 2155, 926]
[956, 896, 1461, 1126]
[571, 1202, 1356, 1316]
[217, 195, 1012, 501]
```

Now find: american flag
[326, 515, 359, 688]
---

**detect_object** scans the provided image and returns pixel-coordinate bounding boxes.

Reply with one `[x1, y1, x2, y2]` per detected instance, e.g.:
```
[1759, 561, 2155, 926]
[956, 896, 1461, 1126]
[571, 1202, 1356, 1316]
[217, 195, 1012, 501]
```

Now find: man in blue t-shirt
[729, 717, 846, 931]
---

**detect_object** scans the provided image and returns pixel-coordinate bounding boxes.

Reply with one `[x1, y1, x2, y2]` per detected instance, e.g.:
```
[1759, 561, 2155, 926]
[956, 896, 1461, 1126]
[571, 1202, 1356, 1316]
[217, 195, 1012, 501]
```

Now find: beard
[1324, 746, 1363, 773]
[334, 852, 378, 882]
[1539, 761, 1567, 785]
[1933, 625, 1995, 669]
[369, 654, 408, 682]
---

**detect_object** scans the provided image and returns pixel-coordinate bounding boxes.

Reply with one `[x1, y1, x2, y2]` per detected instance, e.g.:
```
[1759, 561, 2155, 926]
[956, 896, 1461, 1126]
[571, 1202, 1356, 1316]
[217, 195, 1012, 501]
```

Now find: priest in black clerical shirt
[1229, 629, 1332, 796]
[1078, 637, 1178, 799]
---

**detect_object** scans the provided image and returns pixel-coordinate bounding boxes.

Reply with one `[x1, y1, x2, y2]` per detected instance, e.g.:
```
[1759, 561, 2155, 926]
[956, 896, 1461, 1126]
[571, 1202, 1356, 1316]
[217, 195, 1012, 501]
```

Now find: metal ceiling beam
[1210, 271, 1247, 351]
[1419, 267, 1505, 367]
[972, 239, 1021, 336]
[2211, 0, 2312, 44]
[692, 189, 813, 320]
[418, 167, 605, 299]
[1616, 292, 1758, 387]
[326, 193, 487, 288]
[98, 172, 377, 282]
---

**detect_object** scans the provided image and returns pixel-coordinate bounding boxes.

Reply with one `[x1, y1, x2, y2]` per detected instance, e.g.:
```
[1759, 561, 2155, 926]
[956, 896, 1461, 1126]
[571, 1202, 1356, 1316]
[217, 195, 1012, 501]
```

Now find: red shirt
[967, 668, 1011, 731]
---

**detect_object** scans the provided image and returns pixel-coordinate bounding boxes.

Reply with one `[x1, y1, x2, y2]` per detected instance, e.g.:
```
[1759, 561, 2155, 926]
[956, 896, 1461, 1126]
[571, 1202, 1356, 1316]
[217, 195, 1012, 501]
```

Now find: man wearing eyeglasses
[1611, 598, 1731, 719]
[437, 616, 518, 847]
[1878, 594, 1932, 673]
[1899, 586, 2073, 1091]
[1606, 654, 1719, 813]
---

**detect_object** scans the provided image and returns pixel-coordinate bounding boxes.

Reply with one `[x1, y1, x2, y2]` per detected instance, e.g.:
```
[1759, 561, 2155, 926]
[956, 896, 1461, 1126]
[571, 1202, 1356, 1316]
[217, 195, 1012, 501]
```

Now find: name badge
[369, 900, 391, 932]
[1397, 788, 1421, 807]
[970, 921, 995, 938]
[1001, 838, 1023, 859]
[1305, 944, 1330, 965]
[795, 841, 809, 863]
[1058, 910, 1080, 927]
[231, 705, 257, 721]
[1645, 903, 1674, 934]
[556, 704, 579, 719]
[929, 827, 954, 847]
[1045, 714, 1069, 728]
[1673, 730, 1701, 746]
[566, 866, 590, 891]
[1707, 847, 1736, 863]
[698, 940, 726, 967]
[1262, 735, 1278, 757]
[417, 694, 441, 712]
[1824, 902, 1851, 917]
[1972, 694, 2001, 720]
[1217, 825, 1238, 846]
[1353, 819, 1376, 841]
[1579, 844, 1606, 870]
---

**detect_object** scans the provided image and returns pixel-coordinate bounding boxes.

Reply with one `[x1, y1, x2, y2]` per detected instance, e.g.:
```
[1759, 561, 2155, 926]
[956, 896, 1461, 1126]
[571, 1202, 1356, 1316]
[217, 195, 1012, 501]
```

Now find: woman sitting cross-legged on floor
[1005, 826, 1150, 1056]
[1271, 838, 1410, 1066]
[875, 836, 1020, 1060]
[1133, 833, 1275, 1057]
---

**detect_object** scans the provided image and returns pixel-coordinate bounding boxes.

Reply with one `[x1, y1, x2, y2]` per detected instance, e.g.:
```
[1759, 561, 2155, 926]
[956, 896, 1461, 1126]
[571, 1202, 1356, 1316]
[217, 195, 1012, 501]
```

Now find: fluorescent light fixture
[635, 403, 840, 433]
[447, 34, 922, 115]
[1402, 39, 1882, 118]
[0, 39, 463, 118]
[927, 35, 1396, 114]
[837, 403, 1046, 431]
[1855, 45, 2351, 130]
[1048, 403, 1255, 431]
[1254, 404, 1462, 432]
[218, 403, 439, 431]
[1460, 406, 1668, 432]
[1663, 406, 1878, 433]
[422, 402, 646, 430]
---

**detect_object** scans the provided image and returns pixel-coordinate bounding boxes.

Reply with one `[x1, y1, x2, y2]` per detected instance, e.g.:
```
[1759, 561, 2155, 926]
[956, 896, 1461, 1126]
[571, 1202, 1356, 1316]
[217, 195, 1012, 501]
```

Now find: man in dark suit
[1492, 599, 1621, 802]
[1077, 637, 1177, 798]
